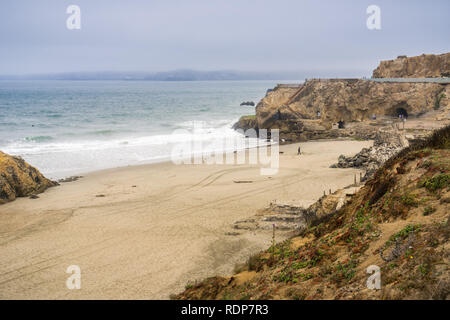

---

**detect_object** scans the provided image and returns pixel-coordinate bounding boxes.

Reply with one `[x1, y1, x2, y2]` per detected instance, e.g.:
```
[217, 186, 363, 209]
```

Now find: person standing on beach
[297, 146, 301, 155]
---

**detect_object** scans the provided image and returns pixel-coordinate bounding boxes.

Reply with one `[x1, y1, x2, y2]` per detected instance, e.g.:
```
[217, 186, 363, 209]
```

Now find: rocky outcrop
[331, 126, 410, 180]
[373, 53, 450, 78]
[0, 151, 57, 204]
[256, 79, 446, 131]
[240, 101, 255, 106]
[232, 115, 258, 132]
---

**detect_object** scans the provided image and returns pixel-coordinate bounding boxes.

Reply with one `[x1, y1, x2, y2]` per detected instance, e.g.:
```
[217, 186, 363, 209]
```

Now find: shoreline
[55, 136, 367, 182]
[0, 139, 372, 299]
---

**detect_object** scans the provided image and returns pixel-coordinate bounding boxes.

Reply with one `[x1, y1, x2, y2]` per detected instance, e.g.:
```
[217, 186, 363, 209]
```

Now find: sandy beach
[0, 139, 371, 299]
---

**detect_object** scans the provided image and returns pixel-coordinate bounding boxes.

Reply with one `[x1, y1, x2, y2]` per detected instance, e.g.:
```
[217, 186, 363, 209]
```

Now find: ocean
[0, 80, 280, 179]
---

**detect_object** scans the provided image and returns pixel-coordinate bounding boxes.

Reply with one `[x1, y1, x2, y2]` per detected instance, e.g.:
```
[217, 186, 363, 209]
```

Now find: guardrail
[276, 78, 450, 87]
[369, 78, 450, 84]
[276, 84, 303, 88]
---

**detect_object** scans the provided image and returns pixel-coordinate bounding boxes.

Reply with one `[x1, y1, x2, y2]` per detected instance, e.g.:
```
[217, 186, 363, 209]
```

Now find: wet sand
[0, 139, 371, 299]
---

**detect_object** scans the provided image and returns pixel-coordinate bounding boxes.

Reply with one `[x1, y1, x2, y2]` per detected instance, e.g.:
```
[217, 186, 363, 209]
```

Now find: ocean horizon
[0, 80, 289, 179]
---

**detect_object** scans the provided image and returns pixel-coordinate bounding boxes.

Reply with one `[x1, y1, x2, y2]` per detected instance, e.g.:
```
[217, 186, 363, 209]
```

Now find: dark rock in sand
[58, 176, 83, 183]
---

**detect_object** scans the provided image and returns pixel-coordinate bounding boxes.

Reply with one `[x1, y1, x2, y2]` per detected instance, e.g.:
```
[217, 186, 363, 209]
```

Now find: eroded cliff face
[0, 151, 57, 204]
[256, 79, 447, 135]
[373, 53, 450, 78]
[254, 85, 302, 116]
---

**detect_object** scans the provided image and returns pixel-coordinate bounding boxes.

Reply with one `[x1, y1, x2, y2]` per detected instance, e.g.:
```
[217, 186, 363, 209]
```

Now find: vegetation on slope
[175, 125, 450, 300]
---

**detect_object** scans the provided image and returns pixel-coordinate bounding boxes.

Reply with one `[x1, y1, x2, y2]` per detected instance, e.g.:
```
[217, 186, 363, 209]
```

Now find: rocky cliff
[255, 79, 448, 140]
[0, 151, 57, 204]
[373, 53, 450, 78]
[234, 53, 449, 142]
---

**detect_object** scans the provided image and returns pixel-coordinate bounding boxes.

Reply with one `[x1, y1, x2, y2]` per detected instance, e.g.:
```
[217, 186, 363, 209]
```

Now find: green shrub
[401, 193, 419, 207]
[434, 93, 446, 110]
[418, 263, 430, 276]
[423, 206, 436, 216]
[386, 224, 420, 247]
[335, 259, 358, 281]
[419, 173, 449, 192]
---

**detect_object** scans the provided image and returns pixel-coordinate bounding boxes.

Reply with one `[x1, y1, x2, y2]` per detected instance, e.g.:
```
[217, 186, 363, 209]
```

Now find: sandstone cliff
[0, 151, 57, 204]
[373, 53, 450, 78]
[255, 79, 448, 141]
[257, 79, 447, 128]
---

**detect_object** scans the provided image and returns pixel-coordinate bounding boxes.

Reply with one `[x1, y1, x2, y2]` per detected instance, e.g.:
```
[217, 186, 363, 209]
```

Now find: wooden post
[272, 224, 276, 250]
[329, 189, 331, 195]
[354, 174, 357, 186]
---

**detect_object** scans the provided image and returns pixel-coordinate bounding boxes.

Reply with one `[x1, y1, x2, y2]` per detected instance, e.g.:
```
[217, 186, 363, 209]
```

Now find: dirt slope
[175, 126, 450, 300]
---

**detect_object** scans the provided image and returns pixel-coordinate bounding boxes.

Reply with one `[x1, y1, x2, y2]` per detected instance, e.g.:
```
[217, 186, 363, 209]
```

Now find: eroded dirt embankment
[176, 125, 450, 300]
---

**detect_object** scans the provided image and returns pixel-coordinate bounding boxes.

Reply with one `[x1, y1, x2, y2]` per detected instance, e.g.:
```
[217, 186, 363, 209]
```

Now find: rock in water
[0, 150, 57, 204]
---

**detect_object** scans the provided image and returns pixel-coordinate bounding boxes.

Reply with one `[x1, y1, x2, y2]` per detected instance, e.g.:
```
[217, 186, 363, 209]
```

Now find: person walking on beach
[297, 146, 301, 155]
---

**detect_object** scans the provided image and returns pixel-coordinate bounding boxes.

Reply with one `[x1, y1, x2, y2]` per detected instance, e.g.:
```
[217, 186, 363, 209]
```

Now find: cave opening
[395, 107, 408, 118]
[338, 120, 345, 129]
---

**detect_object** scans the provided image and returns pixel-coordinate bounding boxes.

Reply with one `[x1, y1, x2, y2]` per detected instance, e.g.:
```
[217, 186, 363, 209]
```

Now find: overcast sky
[0, 0, 449, 77]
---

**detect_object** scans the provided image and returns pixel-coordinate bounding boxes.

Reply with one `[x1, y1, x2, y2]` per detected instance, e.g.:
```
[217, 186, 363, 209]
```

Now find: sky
[0, 0, 449, 77]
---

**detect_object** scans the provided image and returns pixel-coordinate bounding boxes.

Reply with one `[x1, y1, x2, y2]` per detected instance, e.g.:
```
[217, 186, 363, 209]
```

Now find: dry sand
[0, 139, 371, 299]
